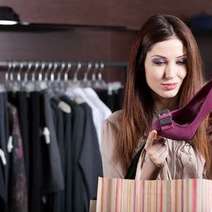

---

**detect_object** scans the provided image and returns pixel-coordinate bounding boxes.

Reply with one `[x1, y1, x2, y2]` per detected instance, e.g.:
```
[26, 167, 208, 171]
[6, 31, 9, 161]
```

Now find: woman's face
[144, 37, 187, 99]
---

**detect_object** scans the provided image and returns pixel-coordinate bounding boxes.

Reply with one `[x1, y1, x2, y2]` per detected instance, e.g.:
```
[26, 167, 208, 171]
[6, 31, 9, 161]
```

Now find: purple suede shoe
[152, 79, 212, 140]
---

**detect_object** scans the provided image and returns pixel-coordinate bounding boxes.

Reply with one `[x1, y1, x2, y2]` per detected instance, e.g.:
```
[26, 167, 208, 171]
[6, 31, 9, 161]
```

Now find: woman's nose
[164, 63, 177, 79]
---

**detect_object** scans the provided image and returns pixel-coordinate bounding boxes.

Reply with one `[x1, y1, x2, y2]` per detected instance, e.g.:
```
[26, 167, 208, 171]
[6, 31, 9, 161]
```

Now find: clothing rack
[0, 61, 128, 71]
[0, 60, 128, 83]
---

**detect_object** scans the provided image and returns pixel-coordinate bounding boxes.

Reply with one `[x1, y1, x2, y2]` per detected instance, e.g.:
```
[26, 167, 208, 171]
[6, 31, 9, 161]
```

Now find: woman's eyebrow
[151, 54, 187, 59]
[151, 55, 167, 59]
[177, 54, 187, 58]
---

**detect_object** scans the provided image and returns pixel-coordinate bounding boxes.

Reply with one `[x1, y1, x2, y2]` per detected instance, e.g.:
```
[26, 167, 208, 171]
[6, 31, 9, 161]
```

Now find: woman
[101, 14, 212, 180]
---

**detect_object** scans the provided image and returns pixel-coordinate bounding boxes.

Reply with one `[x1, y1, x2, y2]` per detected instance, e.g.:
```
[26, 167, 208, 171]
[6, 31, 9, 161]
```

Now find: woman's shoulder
[102, 110, 123, 140]
[102, 110, 123, 138]
[105, 109, 123, 128]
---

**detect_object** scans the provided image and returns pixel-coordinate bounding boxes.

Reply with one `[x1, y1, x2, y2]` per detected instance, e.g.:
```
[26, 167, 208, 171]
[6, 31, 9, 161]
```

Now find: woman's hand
[144, 130, 168, 168]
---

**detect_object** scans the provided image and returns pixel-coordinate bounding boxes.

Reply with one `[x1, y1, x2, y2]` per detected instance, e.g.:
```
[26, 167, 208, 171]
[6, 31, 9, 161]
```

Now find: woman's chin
[159, 90, 179, 98]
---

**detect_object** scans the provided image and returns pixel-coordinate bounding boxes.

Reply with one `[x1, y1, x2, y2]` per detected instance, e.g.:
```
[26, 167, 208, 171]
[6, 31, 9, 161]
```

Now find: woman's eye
[152, 60, 166, 65]
[177, 58, 187, 65]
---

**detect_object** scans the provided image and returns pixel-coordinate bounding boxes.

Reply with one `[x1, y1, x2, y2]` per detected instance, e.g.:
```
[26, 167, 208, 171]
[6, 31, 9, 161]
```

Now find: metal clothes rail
[0, 61, 128, 71]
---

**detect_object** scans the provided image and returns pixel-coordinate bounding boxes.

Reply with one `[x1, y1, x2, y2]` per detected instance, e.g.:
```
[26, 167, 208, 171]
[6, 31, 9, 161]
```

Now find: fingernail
[153, 130, 157, 138]
[150, 131, 155, 138]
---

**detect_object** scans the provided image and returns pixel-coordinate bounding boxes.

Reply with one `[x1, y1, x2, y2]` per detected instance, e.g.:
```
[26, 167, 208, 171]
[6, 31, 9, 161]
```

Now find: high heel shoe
[152, 80, 212, 140]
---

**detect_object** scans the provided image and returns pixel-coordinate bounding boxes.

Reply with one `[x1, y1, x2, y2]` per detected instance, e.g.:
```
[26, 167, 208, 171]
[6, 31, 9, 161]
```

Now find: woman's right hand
[144, 130, 168, 168]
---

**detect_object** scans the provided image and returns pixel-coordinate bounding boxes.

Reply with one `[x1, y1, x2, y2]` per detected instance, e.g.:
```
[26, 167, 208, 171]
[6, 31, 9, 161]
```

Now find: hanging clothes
[65, 87, 112, 143]
[61, 95, 103, 212]
[96, 82, 124, 112]
[0, 58, 126, 212]
[0, 83, 105, 212]
[7, 103, 28, 212]
[0, 92, 9, 211]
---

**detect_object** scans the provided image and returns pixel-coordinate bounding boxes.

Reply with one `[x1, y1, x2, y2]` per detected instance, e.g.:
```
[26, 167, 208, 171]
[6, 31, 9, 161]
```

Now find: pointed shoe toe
[152, 80, 212, 140]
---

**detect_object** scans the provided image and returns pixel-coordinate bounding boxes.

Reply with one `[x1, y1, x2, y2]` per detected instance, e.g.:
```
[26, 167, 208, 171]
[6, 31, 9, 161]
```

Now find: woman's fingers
[145, 130, 157, 150]
[145, 130, 167, 150]
[143, 130, 169, 168]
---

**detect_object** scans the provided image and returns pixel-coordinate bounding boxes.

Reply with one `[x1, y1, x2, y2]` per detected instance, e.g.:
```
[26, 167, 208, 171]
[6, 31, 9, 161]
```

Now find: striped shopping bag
[95, 177, 212, 212]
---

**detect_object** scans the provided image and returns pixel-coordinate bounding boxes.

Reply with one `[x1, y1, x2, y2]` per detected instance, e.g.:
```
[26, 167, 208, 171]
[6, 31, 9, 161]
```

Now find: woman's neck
[153, 95, 178, 114]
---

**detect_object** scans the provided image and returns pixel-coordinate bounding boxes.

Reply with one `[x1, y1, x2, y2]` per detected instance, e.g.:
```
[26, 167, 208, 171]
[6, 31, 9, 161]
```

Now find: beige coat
[101, 110, 207, 179]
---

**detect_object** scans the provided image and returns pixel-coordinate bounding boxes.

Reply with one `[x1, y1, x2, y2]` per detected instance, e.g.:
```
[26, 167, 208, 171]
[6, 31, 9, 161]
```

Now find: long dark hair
[117, 14, 210, 174]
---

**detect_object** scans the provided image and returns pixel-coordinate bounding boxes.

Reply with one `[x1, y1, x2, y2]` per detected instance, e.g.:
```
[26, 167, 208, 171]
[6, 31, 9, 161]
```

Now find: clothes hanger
[10, 62, 19, 92]
[48, 61, 72, 113]
[57, 62, 65, 82]
[65, 62, 82, 90]
[51, 62, 58, 82]
[81, 62, 92, 88]
[4, 62, 11, 91]
[73, 62, 82, 86]
[90, 63, 99, 88]
[50, 62, 59, 92]
[16, 62, 24, 91]
[38, 62, 48, 90]
[23, 62, 30, 84]
[24, 62, 35, 92]
[95, 62, 108, 90]
[5, 62, 10, 83]
[9, 62, 15, 90]
[57, 62, 67, 92]
[20, 62, 28, 91]
[44, 62, 52, 82]
[53, 62, 66, 94]
[63, 62, 72, 90]
[65, 62, 87, 103]
[33, 62, 42, 91]
[64, 62, 71, 82]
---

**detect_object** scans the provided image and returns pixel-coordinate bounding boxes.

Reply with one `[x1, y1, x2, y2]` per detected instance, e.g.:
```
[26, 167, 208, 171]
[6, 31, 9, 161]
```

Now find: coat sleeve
[100, 119, 124, 178]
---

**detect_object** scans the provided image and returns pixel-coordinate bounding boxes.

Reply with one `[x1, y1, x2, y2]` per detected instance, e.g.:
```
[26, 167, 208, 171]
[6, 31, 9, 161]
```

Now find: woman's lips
[161, 83, 178, 90]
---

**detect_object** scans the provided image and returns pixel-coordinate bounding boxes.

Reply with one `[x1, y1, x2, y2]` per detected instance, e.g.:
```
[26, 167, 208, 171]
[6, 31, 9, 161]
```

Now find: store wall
[0, 28, 135, 82]
[1, 0, 212, 29]
[0, 0, 211, 80]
